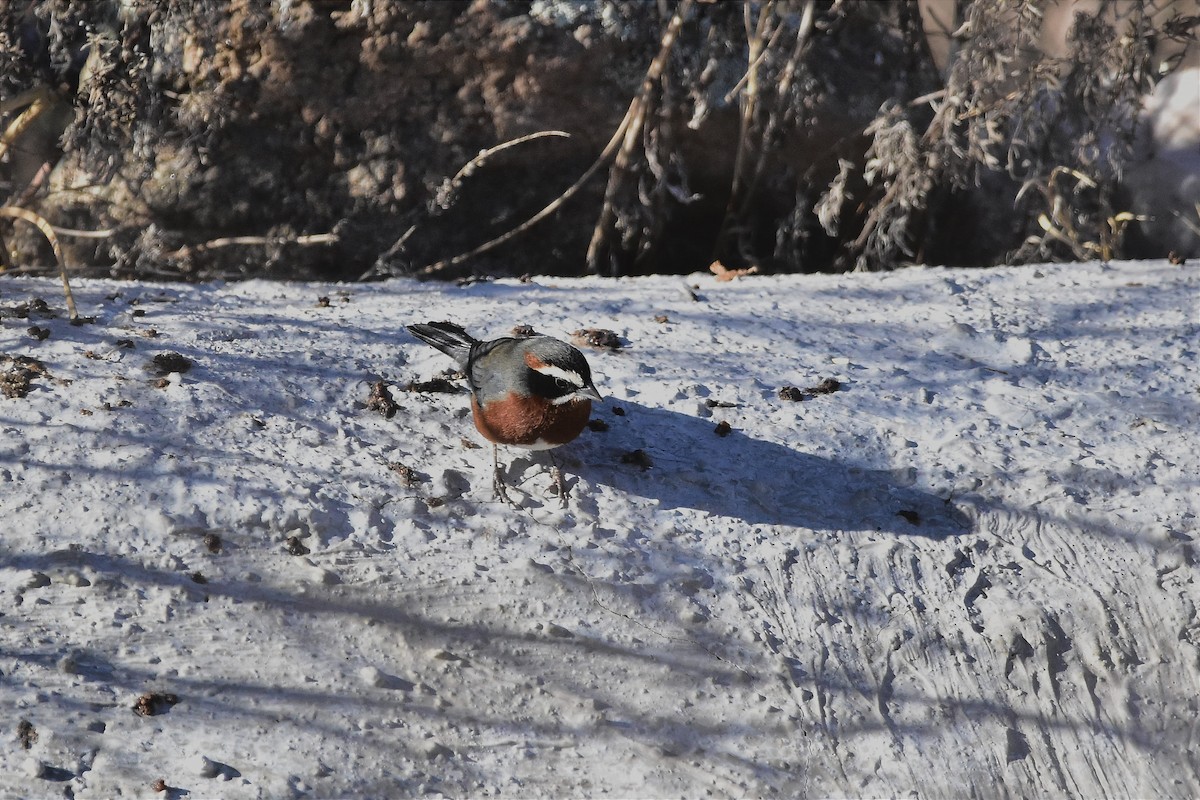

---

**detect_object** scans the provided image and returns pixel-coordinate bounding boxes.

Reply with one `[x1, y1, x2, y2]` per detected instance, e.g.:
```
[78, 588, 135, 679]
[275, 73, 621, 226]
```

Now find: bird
[406, 321, 602, 507]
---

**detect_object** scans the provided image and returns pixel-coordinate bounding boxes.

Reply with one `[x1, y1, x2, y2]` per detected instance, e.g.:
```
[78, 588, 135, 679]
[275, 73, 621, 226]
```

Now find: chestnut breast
[471, 393, 592, 450]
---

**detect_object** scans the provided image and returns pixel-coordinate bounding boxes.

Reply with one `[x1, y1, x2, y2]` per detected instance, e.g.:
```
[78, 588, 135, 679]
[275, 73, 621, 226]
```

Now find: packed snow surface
[1, 260, 1197, 798]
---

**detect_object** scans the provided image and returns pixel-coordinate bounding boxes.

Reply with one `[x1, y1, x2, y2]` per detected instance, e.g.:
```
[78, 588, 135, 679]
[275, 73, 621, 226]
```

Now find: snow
[1, 259, 1197, 798]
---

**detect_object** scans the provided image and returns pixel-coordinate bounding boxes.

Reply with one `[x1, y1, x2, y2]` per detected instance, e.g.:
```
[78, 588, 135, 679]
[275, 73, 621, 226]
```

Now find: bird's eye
[555, 378, 573, 391]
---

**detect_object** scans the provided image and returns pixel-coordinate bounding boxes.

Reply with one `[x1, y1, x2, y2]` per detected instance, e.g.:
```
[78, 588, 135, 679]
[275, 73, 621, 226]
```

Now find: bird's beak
[579, 384, 602, 402]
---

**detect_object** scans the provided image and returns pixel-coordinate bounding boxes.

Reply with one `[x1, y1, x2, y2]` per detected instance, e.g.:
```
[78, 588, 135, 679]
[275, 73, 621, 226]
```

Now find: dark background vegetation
[0, 0, 1196, 282]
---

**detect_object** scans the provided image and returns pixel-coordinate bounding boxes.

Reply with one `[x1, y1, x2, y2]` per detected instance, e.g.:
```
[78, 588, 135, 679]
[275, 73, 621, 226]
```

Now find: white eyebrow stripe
[532, 363, 584, 387]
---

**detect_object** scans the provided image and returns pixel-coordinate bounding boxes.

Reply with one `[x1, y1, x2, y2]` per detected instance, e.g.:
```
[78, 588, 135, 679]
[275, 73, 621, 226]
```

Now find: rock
[191, 755, 221, 779]
[423, 742, 453, 760]
[358, 666, 415, 691]
[62, 570, 91, 587]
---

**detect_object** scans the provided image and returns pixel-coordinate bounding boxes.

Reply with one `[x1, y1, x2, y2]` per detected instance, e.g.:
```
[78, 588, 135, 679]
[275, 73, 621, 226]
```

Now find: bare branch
[449, 130, 571, 189]
[409, 1, 693, 279]
[165, 232, 339, 259]
[411, 112, 632, 278]
[0, 205, 79, 320]
[585, 0, 692, 275]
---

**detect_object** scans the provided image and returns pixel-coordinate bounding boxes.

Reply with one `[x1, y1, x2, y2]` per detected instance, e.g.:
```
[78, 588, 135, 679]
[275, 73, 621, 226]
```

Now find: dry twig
[164, 232, 338, 260]
[585, 0, 692, 274]
[0, 87, 54, 163]
[738, 0, 816, 218]
[409, 3, 693, 279]
[0, 206, 79, 320]
[367, 132, 569, 279]
[448, 130, 571, 191]
[412, 119, 632, 277]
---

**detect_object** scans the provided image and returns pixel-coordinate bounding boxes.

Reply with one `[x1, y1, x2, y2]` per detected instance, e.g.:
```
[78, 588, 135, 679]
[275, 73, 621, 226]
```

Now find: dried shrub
[829, 0, 1168, 270]
[0, 1, 1193, 281]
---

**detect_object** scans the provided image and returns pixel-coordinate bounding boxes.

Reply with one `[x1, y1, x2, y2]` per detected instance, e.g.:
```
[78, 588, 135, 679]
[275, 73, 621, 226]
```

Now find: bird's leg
[492, 445, 517, 507]
[548, 451, 568, 509]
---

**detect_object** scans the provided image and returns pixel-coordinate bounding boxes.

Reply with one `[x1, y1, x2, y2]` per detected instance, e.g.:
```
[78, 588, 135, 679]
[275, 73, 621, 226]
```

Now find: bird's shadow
[561, 399, 970, 538]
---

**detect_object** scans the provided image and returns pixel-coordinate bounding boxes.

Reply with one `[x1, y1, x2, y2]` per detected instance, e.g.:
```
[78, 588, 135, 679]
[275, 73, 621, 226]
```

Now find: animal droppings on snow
[284, 536, 311, 556]
[366, 380, 401, 418]
[132, 692, 179, 717]
[16, 720, 37, 750]
[619, 448, 653, 469]
[388, 462, 420, 486]
[405, 375, 460, 393]
[571, 327, 623, 350]
[147, 351, 193, 375]
[0, 363, 37, 398]
[778, 377, 842, 402]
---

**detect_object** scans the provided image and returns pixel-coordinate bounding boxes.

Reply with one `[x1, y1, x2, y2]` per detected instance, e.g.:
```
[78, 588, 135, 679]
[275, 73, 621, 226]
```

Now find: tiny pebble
[192, 755, 220, 779]
[546, 623, 574, 638]
[424, 742, 453, 760]
[63, 570, 91, 587]
[358, 666, 387, 688]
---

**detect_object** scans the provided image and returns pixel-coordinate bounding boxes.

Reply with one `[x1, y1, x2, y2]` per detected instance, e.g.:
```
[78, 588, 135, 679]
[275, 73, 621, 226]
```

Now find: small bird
[406, 321, 601, 506]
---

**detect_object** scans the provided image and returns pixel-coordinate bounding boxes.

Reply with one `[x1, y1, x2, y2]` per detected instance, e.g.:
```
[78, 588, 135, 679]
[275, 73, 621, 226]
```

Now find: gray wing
[467, 338, 521, 398]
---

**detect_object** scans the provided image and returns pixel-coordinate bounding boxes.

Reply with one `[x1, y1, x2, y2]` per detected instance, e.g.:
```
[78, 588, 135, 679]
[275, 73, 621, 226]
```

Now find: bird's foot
[491, 446, 521, 508]
[492, 468, 520, 508]
[548, 455, 569, 509]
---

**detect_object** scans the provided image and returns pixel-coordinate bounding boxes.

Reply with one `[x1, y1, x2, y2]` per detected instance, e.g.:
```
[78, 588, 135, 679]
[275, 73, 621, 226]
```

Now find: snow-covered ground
[1, 259, 1197, 798]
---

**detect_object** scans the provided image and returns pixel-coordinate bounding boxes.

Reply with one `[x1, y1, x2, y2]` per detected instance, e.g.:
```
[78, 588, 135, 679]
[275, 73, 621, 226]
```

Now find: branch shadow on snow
[575, 400, 971, 538]
[3, 530, 1188, 797]
[0, 541, 793, 794]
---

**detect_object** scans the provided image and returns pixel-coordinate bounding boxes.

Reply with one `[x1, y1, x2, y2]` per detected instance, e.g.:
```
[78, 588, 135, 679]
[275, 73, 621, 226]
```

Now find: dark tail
[406, 321, 478, 362]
